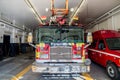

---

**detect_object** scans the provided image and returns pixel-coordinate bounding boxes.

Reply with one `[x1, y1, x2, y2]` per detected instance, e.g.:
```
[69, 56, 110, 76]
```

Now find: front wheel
[106, 63, 120, 80]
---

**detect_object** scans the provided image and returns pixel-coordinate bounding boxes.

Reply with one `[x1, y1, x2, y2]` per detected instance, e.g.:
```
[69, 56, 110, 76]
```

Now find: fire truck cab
[88, 30, 120, 80]
[28, 26, 92, 78]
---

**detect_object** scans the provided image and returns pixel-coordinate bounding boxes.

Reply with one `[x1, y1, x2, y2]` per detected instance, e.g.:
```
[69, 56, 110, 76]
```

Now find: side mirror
[86, 32, 93, 43]
[27, 32, 33, 43]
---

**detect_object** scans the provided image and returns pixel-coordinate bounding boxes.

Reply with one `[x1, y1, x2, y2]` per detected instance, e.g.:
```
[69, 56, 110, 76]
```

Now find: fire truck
[28, 26, 92, 78]
[88, 30, 120, 80]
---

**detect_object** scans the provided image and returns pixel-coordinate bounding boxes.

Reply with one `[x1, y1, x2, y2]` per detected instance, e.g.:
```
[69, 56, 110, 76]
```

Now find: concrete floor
[0, 53, 111, 80]
[0, 53, 34, 80]
[90, 62, 111, 80]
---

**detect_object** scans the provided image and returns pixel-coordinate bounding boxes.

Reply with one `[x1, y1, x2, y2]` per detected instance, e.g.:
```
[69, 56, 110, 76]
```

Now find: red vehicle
[88, 30, 120, 80]
[28, 27, 92, 78]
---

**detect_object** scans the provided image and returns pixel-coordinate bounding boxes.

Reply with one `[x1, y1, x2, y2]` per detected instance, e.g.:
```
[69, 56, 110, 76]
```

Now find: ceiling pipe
[24, 0, 43, 24]
[69, 0, 86, 26]
[85, 4, 120, 29]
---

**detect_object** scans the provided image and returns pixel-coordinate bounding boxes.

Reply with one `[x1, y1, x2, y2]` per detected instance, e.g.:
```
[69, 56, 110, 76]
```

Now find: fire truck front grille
[50, 47, 72, 60]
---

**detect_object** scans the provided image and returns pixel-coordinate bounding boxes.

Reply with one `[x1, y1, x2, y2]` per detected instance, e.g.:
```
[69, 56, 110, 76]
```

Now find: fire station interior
[0, 0, 120, 80]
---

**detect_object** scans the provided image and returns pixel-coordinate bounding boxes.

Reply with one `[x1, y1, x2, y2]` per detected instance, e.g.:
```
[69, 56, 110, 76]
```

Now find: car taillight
[36, 43, 50, 60]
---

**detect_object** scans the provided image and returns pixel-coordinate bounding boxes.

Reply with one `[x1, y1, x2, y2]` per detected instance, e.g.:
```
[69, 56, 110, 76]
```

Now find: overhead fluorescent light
[24, 0, 43, 24]
[30, 8, 36, 14]
[69, 0, 86, 25]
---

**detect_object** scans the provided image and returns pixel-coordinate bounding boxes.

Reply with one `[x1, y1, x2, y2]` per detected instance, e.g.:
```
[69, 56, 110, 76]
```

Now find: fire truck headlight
[85, 59, 91, 66]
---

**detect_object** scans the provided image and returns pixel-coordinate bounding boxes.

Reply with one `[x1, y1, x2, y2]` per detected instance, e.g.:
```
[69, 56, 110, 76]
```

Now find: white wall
[22, 32, 27, 43]
[86, 11, 120, 32]
[0, 22, 27, 43]
[0, 24, 4, 43]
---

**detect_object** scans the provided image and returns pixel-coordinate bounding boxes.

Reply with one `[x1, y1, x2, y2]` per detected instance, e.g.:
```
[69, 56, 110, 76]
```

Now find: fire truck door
[90, 40, 98, 62]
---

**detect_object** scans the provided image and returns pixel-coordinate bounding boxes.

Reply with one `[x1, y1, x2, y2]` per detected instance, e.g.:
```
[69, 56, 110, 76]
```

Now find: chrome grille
[50, 47, 71, 60]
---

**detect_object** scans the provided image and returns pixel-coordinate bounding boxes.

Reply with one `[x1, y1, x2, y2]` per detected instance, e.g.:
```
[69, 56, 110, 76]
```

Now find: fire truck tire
[106, 63, 120, 80]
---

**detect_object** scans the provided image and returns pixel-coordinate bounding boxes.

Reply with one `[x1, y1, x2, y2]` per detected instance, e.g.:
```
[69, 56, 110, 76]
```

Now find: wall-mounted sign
[0, 23, 5, 28]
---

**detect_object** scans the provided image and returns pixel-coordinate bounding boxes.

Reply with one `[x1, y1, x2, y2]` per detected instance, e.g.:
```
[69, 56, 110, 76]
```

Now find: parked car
[88, 30, 120, 80]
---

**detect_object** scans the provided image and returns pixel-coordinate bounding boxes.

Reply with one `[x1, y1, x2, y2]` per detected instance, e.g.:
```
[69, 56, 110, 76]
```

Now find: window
[106, 38, 120, 50]
[36, 28, 84, 43]
[98, 40, 105, 50]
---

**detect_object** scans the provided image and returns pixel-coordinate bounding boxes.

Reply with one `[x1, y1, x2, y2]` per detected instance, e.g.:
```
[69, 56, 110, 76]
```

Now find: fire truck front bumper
[32, 61, 90, 73]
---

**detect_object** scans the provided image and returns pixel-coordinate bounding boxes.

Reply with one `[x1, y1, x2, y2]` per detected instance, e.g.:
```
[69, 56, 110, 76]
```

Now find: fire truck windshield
[36, 27, 84, 43]
[106, 38, 120, 50]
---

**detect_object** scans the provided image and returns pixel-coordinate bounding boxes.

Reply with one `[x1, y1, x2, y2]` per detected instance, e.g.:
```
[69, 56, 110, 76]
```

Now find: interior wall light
[69, 0, 86, 25]
[24, 0, 43, 24]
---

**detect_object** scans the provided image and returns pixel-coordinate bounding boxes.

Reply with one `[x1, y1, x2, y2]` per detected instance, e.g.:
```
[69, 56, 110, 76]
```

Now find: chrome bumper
[32, 61, 90, 73]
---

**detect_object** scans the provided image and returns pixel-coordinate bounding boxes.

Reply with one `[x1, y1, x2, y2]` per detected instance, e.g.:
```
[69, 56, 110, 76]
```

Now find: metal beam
[0, 18, 27, 31]
[50, 0, 69, 16]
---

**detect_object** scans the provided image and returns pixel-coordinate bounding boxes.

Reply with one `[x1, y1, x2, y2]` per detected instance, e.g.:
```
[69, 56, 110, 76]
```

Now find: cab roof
[93, 30, 120, 39]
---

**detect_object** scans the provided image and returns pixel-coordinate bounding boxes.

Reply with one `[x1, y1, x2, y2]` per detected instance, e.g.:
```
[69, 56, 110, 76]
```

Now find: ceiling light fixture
[69, 0, 86, 25]
[45, 8, 49, 12]
[24, 0, 43, 24]
[70, 8, 74, 12]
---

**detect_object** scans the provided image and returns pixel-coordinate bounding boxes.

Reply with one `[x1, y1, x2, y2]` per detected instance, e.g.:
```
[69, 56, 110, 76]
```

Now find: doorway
[19, 37, 22, 53]
[3, 35, 10, 57]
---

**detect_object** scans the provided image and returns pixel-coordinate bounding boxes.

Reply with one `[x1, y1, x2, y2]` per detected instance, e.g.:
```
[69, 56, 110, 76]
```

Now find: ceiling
[0, 0, 120, 29]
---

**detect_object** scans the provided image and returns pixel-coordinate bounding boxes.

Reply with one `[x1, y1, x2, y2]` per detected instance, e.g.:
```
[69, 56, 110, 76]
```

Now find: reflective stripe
[89, 49, 120, 58]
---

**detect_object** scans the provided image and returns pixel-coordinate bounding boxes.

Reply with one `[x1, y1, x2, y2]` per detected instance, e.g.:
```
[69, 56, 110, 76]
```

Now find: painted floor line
[82, 73, 94, 80]
[11, 65, 32, 80]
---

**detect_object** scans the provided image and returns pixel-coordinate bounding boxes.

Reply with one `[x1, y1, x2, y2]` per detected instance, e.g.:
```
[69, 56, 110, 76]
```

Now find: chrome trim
[36, 59, 84, 63]
[32, 62, 90, 73]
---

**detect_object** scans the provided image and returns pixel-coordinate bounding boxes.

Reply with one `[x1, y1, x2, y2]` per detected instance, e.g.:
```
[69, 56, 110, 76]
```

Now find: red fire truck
[88, 30, 120, 80]
[28, 26, 92, 78]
